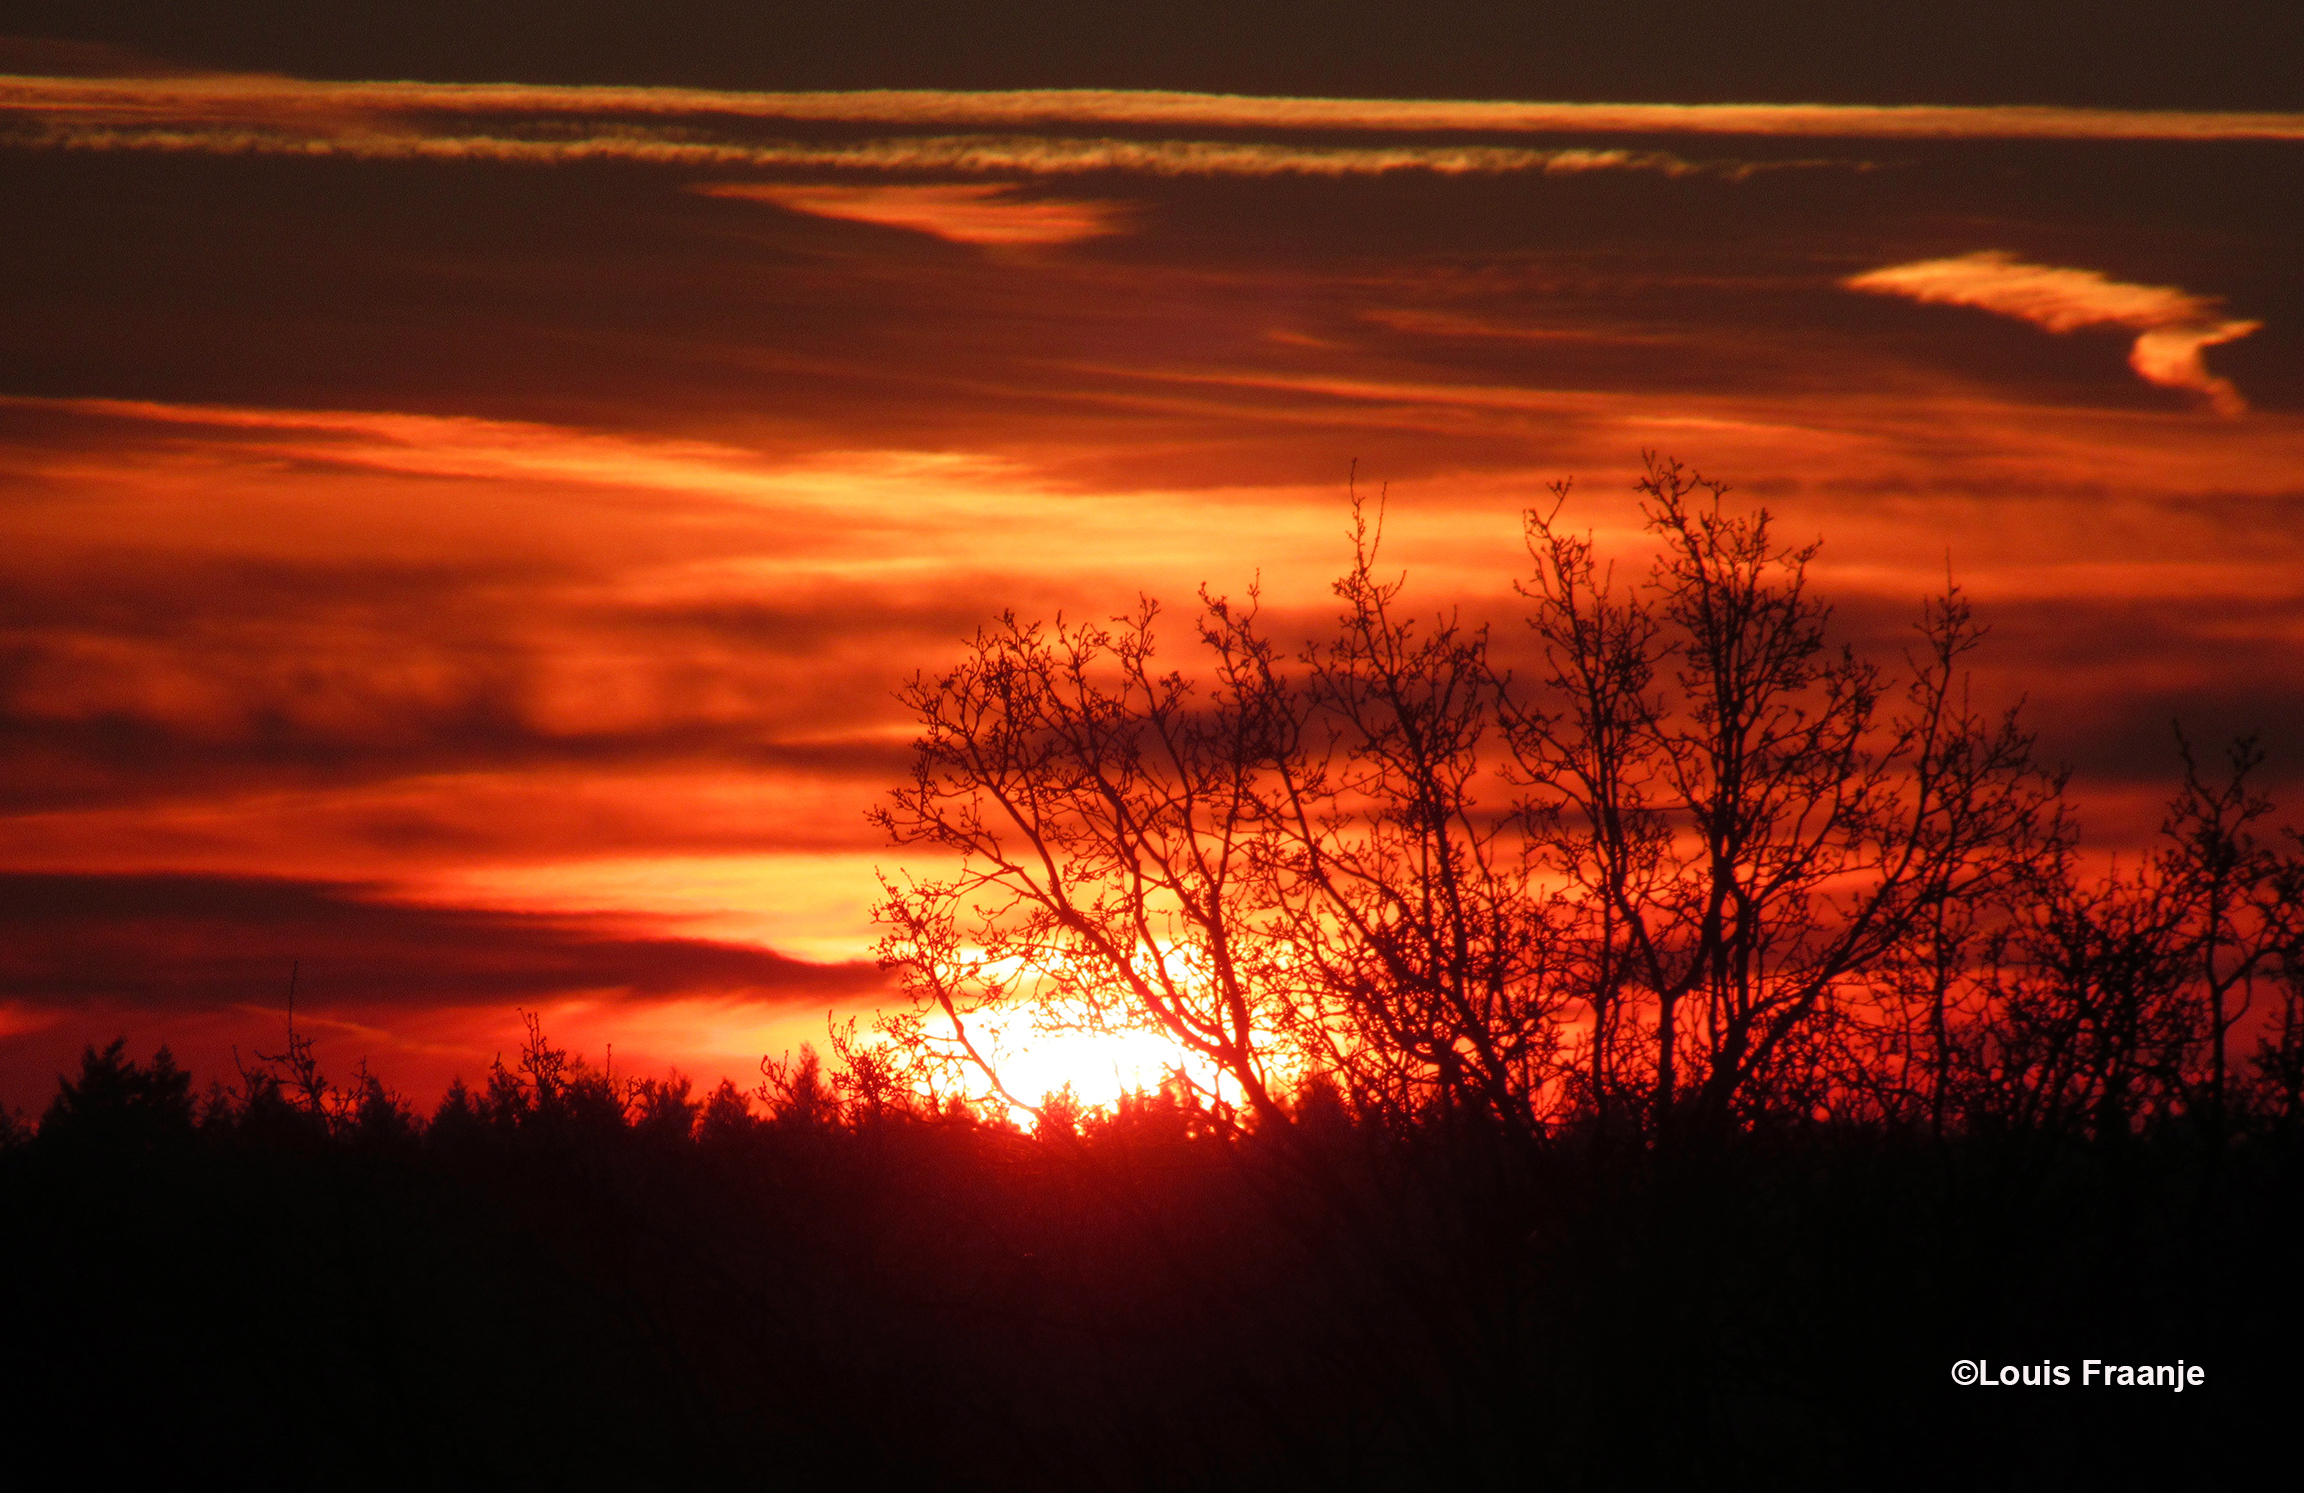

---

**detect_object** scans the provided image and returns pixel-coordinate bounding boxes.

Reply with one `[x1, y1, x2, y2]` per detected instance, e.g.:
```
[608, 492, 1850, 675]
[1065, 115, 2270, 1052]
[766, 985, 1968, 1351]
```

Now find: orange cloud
[698, 182, 1126, 245]
[1844, 251, 2263, 415]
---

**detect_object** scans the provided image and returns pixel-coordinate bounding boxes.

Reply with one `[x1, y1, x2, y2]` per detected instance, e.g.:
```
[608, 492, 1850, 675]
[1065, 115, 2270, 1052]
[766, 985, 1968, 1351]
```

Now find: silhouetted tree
[347, 1067, 421, 1148]
[762, 1045, 841, 1132]
[428, 1076, 486, 1149]
[698, 1077, 761, 1145]
[2252, 914, 2304, 1128]
[1982, 862, 2196, 1140]
[1514, 459, 2066, 1141]
[38, 1039, 196, 1157]
[2156, 734, 2284, 1137]
[630, 1072, 700, 1146]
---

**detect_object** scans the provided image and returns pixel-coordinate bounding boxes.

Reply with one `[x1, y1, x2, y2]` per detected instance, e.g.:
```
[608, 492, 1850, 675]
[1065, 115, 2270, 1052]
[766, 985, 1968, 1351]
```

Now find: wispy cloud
[7, 119, 1714, 180]
[699, 182, 1128, 244]
[1845, 251, 2263, 414]
[6, 74, 2302, 141]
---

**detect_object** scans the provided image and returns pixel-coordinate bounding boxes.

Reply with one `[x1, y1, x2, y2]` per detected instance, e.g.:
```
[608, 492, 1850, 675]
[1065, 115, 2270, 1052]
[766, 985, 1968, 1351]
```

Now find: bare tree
[2250, 871, 2304, 1127]
[1508, 455, 2064, 1140]
[1979, 857, 2197, 1140]
[2157, 734, 2283, 1137]
[870, 491, 1567, 1142]
[1255, 499, 1568, 1138]
[868, 592, 1305, 1133]
[1934, 734, 2303, 1145]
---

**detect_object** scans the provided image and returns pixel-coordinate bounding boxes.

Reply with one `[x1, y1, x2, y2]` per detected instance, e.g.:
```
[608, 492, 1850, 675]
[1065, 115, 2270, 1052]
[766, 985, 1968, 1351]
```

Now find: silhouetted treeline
[4, 1012, 2295, 1487]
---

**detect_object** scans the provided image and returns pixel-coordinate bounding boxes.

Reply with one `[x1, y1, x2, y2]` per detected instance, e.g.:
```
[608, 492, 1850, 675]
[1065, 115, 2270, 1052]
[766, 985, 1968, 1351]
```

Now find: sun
[892, 998, 1239, 1123]
[986, 1007, 1206, 1117]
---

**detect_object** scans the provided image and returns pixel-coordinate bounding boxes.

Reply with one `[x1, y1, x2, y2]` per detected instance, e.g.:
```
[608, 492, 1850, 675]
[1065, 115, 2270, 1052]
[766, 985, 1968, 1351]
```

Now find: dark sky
[11, 1, 2303, 107]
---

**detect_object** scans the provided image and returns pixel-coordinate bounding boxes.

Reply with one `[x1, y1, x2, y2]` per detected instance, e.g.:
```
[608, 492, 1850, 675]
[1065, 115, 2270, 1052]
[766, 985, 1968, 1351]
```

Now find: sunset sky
[3, 5, 2300, 1114]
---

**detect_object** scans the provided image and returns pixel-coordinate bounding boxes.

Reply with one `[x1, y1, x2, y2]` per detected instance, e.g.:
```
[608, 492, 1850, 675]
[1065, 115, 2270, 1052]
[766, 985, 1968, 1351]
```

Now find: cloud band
[6, 74, 2303, 141]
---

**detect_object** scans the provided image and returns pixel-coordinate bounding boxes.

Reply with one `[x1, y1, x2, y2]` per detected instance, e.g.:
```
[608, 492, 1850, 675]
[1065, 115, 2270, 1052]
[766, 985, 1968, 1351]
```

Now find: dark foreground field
[4, 1041, 2294, 1490]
